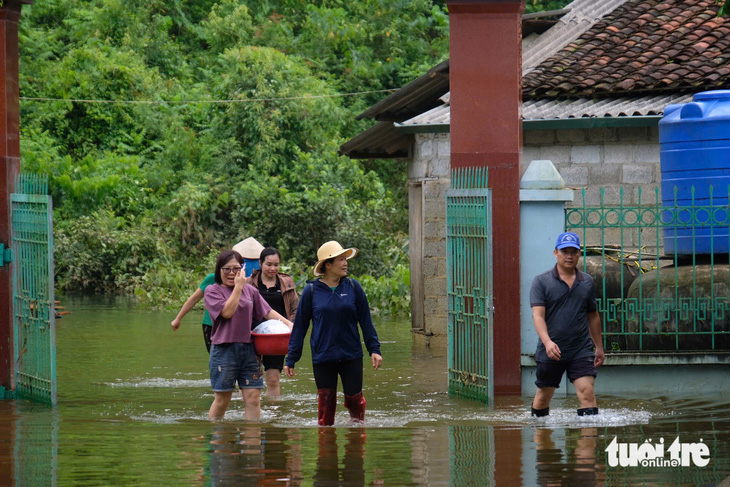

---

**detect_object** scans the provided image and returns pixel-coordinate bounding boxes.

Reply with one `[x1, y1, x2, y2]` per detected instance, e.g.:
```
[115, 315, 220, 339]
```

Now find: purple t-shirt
[204, 284, 272, 345]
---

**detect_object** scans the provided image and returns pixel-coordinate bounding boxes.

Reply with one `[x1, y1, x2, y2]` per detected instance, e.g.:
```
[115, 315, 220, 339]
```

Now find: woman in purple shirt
[204, 250, 293, 420]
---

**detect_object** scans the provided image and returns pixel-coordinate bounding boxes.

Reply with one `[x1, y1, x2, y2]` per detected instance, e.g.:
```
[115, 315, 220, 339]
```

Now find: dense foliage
[19, 0, 454, 314]
[18, 0, 570, 314]
[525, 0, 570, 13]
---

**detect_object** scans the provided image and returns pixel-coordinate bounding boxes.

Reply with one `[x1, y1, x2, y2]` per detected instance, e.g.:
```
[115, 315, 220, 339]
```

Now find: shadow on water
[3, 296, 730, 485]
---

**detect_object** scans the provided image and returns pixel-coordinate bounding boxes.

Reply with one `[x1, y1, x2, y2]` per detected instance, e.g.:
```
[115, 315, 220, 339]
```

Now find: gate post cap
[520, 160, 564, 190]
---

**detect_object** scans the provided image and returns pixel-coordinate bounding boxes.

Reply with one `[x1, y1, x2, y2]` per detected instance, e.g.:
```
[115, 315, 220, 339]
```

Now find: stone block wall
[522, 127, 661, 206]
[409, 133, 450, 336]
[409, 127, 667, 337]
[522, 126, 663, 253]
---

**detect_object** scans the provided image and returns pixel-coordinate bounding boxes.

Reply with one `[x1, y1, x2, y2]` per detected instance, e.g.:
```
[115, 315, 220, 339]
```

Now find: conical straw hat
[232, 237, 265, 260]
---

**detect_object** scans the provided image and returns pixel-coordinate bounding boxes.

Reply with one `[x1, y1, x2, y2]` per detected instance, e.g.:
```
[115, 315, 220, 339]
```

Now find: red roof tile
[522, 0, 730, 99]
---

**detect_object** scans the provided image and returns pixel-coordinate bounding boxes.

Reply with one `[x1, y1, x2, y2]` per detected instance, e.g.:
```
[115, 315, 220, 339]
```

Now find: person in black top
[246, 247, 299, 397]
[530, 232, 605, 417]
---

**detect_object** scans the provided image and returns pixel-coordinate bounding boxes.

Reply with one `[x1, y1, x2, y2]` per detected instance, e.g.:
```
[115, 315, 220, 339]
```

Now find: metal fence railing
[566, 186, 730, 353]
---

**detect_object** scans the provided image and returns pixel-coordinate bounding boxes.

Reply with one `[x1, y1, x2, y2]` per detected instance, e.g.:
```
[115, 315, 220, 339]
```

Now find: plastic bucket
[252, 332, 291, 356]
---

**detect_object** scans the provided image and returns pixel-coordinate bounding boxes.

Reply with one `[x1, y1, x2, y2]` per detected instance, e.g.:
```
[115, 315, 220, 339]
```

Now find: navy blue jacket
[286, 278, 381, 367]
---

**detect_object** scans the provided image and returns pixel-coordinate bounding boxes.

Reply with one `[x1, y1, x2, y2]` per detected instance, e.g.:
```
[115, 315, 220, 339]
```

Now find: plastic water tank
[659, 90, 730, 255]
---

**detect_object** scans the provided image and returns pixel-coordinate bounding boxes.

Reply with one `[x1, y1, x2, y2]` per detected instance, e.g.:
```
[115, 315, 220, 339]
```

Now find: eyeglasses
[221, 267, 242, 274]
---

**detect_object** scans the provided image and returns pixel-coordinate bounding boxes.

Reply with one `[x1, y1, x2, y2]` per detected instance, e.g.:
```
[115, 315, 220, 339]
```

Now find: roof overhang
[396, 114, 662, 134]
[338, 121, 411, 159]
[342, 112, 663, 160]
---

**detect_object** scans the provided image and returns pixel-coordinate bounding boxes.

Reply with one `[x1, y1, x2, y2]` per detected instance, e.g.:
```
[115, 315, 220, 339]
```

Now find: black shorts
[261, 354, 285, 371]
[535, 356, 596, 389]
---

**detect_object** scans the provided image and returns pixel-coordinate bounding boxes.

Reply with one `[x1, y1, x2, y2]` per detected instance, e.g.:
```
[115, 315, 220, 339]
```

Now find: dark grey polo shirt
[530, 265, 597, 362]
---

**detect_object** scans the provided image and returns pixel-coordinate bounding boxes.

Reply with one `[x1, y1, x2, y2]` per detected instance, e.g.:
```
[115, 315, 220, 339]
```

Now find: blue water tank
[659, 90, 730, 255]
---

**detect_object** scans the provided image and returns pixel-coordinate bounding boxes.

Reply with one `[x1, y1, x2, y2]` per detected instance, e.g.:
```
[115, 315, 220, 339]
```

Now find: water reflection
[313, 428, 371, 486]
[534, 427, 605, 486]
[449, 426, 495, 485]
[0, 401, 15, 484]
[3, 401, 58, 486]
[207, 424, 303, 486]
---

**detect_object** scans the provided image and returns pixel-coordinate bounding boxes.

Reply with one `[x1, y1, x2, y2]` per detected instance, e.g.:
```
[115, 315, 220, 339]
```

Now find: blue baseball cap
[556, 232, 581, 250]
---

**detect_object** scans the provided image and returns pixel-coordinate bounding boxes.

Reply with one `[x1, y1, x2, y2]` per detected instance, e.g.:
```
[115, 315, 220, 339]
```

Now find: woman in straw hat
[204, 249, 293, 420]
[284, 241, 383, 426]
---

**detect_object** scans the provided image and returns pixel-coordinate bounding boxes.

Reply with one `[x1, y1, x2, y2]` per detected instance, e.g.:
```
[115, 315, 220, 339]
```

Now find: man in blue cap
[529, 232, 605, 417]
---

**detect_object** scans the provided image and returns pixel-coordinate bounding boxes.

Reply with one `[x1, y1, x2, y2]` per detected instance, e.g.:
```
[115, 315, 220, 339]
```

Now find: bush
[54, 210, 160, 294]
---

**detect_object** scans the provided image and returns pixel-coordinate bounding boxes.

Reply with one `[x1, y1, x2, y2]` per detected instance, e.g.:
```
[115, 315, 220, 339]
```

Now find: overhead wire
[19, 88, 399, 105]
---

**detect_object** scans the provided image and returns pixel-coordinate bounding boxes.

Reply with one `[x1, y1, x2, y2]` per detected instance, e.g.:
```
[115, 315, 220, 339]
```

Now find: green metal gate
[11, 174, 56, 405]
[446, 167, 493, 403]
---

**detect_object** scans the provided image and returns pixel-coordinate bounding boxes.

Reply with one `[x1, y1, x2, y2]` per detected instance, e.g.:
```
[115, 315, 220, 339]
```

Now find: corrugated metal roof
[338, 121, 411, 159]
[523, 93, 694, 119]
[356, 60, 449, 122]
[400, 92, 694, 126]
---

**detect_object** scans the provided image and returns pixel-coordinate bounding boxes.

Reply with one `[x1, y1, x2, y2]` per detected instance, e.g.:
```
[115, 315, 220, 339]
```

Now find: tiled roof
[523, 0, 730, 98]
[523, 0, 631, 73]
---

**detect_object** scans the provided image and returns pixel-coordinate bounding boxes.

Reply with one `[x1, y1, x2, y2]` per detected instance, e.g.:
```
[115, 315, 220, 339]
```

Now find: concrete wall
[409, 127, 663, 338]
[408, 133, 450, 340]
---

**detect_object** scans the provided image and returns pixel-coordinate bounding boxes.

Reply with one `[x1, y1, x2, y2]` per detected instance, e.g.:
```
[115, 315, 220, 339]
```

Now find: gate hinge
[0, 243, 11, 266]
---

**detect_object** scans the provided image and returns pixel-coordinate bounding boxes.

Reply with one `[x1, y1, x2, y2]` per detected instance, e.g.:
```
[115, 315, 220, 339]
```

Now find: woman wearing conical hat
[284, 241, 383, 426]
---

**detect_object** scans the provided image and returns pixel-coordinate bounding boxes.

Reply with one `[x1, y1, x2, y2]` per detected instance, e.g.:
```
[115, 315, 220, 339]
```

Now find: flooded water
[3, 297, 730, 485]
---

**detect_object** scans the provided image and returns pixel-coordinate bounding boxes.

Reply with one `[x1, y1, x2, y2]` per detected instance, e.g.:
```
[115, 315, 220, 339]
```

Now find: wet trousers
[313, 357, 366, 425]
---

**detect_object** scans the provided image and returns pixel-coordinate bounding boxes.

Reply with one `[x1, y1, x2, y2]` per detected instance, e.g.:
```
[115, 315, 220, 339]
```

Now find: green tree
[18, 0, 445, 315]
[525, 0, 570, 14]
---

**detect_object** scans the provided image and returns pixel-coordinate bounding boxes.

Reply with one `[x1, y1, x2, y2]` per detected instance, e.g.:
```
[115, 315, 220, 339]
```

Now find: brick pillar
[446, 0, 524, 395]
[0, 1, 31, 391]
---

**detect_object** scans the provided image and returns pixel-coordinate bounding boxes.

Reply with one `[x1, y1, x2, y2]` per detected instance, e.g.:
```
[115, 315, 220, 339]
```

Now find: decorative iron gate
[11, 174, 56, 405]
[446, 167, 493, 403]
[566, 186, 730, 353]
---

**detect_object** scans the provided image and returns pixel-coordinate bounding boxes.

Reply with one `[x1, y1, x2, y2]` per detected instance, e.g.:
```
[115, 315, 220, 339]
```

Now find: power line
[19, 88, 399, 105]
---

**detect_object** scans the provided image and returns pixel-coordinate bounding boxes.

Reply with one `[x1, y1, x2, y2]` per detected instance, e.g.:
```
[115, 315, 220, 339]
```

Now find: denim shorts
[535, 356, 596, 389]
[209, 342, 264, 391]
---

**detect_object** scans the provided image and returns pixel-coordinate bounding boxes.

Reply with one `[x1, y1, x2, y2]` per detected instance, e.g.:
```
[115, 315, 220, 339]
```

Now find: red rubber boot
[344, 392, 367, 422]
[317, 388, 337, 426]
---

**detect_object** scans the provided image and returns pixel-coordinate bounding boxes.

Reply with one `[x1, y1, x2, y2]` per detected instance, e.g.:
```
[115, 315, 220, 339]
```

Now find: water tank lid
[694, 90, 730, 101]
[659, 90, 730, 143]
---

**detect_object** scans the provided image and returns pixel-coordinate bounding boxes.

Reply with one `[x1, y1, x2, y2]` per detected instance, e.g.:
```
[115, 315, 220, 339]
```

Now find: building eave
[395, 114, 663, 135]
[522, 115, 662, 130]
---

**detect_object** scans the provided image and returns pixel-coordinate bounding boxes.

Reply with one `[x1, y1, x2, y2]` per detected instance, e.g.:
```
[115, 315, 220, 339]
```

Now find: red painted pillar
[447, 0, 524, 395]
[0, 1, 31, 391]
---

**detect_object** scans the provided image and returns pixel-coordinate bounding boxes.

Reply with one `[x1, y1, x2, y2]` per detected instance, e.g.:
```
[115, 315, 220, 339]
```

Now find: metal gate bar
[447, 167, 493, 403]
[11, 174, 56, 405]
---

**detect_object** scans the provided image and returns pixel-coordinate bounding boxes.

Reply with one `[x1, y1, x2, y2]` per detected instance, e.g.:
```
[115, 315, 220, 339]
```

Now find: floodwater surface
[3, 296, 730, 486]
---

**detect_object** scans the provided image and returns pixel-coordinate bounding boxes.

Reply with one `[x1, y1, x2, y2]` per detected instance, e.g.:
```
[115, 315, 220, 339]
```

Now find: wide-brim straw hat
[232, 237, 265, 260]
[313, 241, 358, 277]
